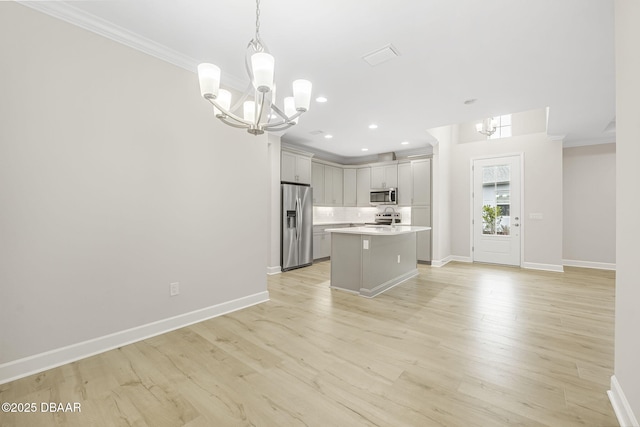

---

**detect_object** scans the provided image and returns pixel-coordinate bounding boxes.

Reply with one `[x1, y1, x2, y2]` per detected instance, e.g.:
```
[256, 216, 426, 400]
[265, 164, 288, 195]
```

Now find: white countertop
[325, 225, 431, 235]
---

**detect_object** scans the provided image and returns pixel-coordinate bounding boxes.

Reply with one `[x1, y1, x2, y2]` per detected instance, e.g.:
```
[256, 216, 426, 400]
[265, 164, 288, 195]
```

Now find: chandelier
[197, 0, 312, 136]
[476, 118, 497, 137]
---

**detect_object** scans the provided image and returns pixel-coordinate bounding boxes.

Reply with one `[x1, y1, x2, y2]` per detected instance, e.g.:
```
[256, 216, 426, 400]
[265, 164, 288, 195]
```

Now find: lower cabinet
[412, 206, 432, 263]
[313, 224, 353, 260]
[313, 231, 331, 260]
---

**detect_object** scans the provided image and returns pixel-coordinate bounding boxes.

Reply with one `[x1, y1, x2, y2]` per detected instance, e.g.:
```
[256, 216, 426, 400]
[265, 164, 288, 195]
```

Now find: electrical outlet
[170, 282, 180, 296]
[363, 239, 369, 250]
[397, 255, 401, 263]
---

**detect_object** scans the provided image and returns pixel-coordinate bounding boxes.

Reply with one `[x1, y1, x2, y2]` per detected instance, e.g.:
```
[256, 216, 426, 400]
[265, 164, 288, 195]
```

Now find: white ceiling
[23, 0, 615, 158]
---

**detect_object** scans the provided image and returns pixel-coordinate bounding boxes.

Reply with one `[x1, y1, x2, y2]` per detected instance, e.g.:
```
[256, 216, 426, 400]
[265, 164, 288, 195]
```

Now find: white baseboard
[431, 255, 472, 267]
[563, 259, 616, 271]
[609, 375, 640, 427]
[522, 262, 564, 272]
[266, 265, 281, 275]
[0, 291, 269, 385]
[451, 256, 473, 263]
[359, 269, 418, 298]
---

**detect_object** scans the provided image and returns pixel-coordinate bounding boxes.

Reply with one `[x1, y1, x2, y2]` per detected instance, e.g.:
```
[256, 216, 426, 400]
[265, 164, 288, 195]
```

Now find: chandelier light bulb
[197, 63, 221, 98]
[292, 79, 312, 111]
[243, 101, 256, 121]
[284, 97, 298, 124]
[213, 89, 232, 117]
[251, 52, 275, 93]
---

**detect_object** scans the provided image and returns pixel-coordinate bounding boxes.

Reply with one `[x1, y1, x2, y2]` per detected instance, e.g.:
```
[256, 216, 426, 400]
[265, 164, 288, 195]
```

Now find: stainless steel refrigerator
[281, 183, 313, 271]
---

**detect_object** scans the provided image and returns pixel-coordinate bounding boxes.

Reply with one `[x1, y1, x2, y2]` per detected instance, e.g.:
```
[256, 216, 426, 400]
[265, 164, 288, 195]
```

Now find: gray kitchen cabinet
[281, 150, 312, 184]
[311, 162, 324, 204]
[356, 167, 371, 207]
[411, 159, 431, 206]
[313, 229, 331, 260]
[412, 206, 432, 263]
[343, 168, 357, 207]
[397, 162, 412, 206]
[371, 164, 398, 188]
[323, 165, 343, 206]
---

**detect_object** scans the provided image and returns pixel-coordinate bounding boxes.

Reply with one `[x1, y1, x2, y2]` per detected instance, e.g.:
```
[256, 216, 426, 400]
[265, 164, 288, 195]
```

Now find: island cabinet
[281, 150, 312, 184]
[326, 226, 430, 297]
[370, 164, 398, 188]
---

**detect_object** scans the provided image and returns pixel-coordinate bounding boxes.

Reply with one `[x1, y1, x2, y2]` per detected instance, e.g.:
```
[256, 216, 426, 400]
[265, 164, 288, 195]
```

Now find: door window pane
[481, 165, 511, 235]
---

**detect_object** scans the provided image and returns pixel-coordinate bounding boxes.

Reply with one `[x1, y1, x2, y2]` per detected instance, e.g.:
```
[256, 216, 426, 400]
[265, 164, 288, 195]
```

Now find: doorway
[472, 155, 522, 266]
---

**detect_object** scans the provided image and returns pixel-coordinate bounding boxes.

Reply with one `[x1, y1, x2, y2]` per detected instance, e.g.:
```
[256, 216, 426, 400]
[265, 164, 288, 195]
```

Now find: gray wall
[614, 0, 640, 423]
[0, 3, 268, 366]
[563, 143, 616, 266]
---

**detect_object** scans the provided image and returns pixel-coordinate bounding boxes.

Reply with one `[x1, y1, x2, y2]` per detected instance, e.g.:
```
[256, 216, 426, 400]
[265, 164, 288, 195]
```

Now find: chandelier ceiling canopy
[197, 0, 312, 136]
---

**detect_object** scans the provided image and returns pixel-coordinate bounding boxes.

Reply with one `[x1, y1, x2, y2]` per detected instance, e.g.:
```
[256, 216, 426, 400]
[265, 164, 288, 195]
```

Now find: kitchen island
[325, 226, 431, 297]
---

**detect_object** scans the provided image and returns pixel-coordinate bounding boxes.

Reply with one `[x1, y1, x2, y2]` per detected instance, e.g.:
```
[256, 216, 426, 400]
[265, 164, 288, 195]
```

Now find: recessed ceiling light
[369, 124, 378, 129]
[361, 148, 369, 152]
[316, 96, 328, 103]
[401, 141, 409, 145]
[464, 98, 477, 105]
[324, 134, 333, 139]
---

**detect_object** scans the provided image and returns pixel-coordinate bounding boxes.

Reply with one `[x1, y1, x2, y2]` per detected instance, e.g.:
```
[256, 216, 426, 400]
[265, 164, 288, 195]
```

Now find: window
[489, 114, 512, 140]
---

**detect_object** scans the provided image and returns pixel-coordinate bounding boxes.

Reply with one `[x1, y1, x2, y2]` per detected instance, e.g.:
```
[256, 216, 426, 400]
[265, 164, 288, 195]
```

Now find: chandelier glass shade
[197, 0, 312, 135]
[476, 118, 497, 137]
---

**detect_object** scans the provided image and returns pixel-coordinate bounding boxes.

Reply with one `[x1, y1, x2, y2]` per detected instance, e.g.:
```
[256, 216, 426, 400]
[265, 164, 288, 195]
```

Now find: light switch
[363, 239, 369, 250]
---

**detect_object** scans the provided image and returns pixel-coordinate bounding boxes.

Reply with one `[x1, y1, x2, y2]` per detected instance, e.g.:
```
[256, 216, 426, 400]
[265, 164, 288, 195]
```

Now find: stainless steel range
[373, 210, 401, 225]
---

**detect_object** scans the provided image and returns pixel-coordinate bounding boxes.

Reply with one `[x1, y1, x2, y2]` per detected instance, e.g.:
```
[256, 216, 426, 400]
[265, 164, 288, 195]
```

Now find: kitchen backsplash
[313, 206, 412, 225]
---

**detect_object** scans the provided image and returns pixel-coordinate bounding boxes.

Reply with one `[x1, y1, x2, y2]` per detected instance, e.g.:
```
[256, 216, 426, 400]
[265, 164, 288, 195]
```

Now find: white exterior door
[473, 155, 522, 266]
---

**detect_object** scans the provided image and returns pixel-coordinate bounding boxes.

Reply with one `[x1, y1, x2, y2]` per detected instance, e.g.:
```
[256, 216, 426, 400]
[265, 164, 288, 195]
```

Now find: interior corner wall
[267, 134, 281, 273]
[563, 143, 616, 266]
[450, 133, 564, 270]
[0, 2, 268, 375]
[613, 0, 640, 424]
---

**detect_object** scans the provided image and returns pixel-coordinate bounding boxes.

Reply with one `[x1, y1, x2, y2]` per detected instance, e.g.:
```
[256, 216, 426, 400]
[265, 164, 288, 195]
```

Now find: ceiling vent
[363, 44, 400, 67]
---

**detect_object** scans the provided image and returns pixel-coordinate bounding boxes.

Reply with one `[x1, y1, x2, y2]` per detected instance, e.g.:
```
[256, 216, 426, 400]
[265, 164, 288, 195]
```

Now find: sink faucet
[384, 206, 399, 229]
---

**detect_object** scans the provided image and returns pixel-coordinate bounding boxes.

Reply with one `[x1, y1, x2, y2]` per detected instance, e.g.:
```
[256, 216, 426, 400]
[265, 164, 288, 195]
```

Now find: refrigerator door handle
[295, 197, 300, 241]
[298, 197, 303, 241]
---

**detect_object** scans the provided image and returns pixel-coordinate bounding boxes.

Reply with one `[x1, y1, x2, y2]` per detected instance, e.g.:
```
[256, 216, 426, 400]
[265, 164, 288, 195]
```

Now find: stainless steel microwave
[370, 188, 397, 205]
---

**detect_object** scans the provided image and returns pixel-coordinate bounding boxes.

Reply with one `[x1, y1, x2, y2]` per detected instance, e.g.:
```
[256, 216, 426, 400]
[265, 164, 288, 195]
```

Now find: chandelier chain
[255, 0, 261, 40]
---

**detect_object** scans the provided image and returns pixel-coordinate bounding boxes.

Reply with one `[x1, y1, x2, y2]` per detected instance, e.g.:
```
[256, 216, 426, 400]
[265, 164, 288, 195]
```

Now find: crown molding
[16, 1, 247, 91]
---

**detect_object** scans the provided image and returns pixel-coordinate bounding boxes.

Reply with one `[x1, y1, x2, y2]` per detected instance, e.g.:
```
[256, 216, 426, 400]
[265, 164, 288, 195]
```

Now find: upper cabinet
[343, 168, 357, 207]
[356, 167, 371, 207]
[411, 159, 431, 206]
[370, 164, 398, 188]
[311, 161, 343, 206]
[311, 162, 324, 204]
[324, 165, 343, 206]
[397, 162, 412, 206]
[281, 150, 312, 184]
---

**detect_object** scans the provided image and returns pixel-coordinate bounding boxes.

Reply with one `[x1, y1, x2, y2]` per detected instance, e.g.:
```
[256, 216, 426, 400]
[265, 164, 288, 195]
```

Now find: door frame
[469, 153, 524, 266]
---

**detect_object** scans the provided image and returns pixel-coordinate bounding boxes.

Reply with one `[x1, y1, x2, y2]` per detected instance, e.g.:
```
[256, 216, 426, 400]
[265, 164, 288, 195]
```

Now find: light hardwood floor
[0, 262, 617, 426]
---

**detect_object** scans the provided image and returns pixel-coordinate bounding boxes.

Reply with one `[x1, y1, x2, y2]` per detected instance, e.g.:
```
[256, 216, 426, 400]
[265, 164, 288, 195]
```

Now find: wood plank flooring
[0, 262, 618, 426]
